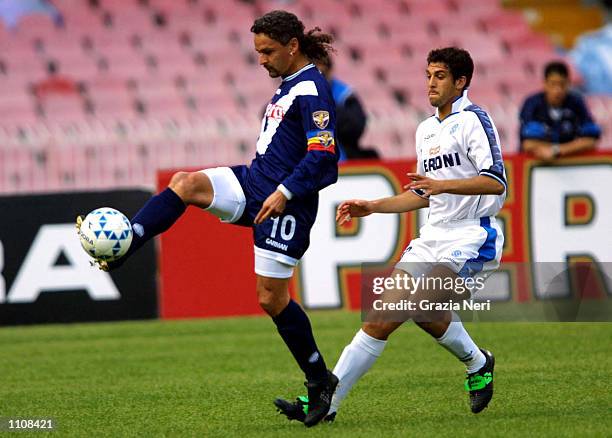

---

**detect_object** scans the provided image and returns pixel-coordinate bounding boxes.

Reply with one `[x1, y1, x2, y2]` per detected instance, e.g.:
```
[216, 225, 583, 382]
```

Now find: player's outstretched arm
[336, 191, 429, 225]
[405, 173, 504, 196]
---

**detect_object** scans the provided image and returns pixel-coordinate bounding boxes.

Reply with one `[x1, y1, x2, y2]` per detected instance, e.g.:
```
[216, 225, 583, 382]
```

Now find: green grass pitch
[1, 311, 610, 437]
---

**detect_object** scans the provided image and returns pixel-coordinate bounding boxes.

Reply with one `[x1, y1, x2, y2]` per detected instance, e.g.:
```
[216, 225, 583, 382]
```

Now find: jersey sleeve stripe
[307, 143, 336, 153]
[465, 105, 505, 176]
[411, 188, 429, 199]
[479, 169, 507, 191]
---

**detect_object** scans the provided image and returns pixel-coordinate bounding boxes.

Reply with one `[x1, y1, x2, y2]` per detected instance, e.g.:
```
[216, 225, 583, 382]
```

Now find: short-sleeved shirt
[412, 90, 507, 225]
[519, 91, 601, 146]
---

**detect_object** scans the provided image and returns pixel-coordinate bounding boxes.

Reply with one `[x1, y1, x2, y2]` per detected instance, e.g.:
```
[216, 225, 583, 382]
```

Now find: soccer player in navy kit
[77, 10, 339, 427]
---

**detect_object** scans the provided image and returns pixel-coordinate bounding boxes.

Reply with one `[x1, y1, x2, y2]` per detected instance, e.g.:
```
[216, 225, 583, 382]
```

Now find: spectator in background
[519, 61, 601, 162]
[316, 55, 379, 161]
[0, 0, 63, 30]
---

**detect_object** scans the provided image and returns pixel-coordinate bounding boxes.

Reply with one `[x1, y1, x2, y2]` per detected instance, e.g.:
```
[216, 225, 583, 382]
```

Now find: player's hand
[336, 199, 374, 225]
[254, 190, 288, 224]
[404, 173, 446, 196]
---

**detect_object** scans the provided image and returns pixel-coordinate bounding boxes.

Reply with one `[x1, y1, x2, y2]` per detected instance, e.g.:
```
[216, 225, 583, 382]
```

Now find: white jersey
[413, 90, 506, 225]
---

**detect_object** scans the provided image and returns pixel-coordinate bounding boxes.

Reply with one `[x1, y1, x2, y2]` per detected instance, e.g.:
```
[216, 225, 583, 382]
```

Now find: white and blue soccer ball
[78, 207, 133, 262]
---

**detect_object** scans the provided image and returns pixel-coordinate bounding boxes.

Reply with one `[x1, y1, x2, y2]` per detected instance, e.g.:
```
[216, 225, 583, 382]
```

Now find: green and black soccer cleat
[274, 395, 308, 422]
[465, 348, 495, 413]
[274, 395, 336, 424]
[304, 370, 339, 427]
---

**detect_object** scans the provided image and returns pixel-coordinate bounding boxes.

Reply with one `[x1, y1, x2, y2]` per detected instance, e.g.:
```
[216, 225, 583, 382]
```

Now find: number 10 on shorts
[270, 215, 296, 241]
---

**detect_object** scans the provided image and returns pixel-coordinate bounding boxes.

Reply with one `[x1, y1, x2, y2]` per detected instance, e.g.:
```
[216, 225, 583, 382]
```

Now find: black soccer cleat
[274, 395, 336, 423]
[304, 370, 339, 427]
[274, 396, 308, 422]
[465, 348, 495, 414]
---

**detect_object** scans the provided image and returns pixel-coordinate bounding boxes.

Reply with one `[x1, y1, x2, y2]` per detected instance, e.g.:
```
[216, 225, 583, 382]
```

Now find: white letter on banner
[531, 164, 612, 298]
[301, 174, 399, 308]
[8, 224, 121, 303]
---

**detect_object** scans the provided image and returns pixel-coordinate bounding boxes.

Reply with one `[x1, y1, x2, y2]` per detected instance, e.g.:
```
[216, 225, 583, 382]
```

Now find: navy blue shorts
[230, 165, 318, 265]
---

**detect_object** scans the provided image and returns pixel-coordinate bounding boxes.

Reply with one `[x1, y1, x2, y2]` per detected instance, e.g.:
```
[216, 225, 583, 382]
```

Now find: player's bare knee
[256, 284, 288, 316]
[169, 171, 212, 206]
[168, 171, 191, 200]
[362, 321, 396, 340]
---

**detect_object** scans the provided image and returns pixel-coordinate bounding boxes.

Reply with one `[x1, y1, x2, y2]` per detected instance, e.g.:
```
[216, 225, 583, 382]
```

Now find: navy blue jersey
[226, 64, 339, 263]
[245, 63, 338, 202]
[519, 91, 601, 146]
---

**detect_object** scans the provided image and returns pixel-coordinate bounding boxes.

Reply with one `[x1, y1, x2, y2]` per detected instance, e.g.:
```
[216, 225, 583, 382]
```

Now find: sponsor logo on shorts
[441, 256, 462, 269]
[266, 238, 288, 251]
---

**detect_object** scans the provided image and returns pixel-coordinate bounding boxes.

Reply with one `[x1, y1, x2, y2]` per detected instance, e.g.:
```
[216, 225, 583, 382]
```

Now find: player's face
[254, 33, 293, 78]
[544, 72, 569, 107]
[426, 62, 464, 108]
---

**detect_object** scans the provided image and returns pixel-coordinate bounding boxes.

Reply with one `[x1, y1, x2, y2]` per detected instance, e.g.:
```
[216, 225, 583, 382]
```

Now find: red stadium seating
[0, 0, 608, 193]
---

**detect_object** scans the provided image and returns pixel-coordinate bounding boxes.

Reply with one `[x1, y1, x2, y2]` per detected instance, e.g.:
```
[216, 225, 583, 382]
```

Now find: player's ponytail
[299, 27, 334, 63]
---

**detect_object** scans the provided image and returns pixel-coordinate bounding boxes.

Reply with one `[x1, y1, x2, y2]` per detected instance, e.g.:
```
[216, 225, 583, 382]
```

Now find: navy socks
[112, 188, 186, 267]
[273, 300, 328, 382]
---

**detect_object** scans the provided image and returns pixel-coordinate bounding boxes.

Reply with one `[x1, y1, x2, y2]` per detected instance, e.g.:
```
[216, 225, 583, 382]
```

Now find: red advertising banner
[158, 153, 612, 319]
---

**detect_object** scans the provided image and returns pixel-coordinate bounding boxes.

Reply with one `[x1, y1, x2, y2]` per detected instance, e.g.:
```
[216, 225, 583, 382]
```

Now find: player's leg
[116, 171, 212, 261]
[412, 219, 504, 413]
[327, 271, 411, 416]
[409, 265, 487, 373]
[277, 246, 434, 421]
[88, 166, 243, 270]
[275, 316, 400, 424]
[325, 321, 397, 416]
[254, 256, 337, 427]
[414, 302, 493, 414]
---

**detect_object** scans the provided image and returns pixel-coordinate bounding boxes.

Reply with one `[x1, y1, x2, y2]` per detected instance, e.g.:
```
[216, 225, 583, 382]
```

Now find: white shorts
[201, 167, 295, 279]
[201, 167, 246, 224]
[396, 217, 504, 281]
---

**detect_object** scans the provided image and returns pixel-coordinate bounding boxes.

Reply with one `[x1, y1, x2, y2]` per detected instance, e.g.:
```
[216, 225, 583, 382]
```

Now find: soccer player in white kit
[276, 47, 506, 421]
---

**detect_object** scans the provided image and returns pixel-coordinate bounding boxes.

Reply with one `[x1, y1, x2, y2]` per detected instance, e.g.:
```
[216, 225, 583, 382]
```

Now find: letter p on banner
[300, 173, 401, 308]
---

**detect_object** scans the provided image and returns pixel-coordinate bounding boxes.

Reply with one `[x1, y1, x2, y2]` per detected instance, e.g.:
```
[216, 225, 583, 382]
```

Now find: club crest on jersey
[429, 145, 440, 155]
[312, 111, 330, 129]
[265, 103, 285, 121]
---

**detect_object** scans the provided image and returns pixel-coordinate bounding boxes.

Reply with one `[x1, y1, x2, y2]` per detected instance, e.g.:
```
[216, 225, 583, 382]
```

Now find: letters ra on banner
[0, 191, 158, 326]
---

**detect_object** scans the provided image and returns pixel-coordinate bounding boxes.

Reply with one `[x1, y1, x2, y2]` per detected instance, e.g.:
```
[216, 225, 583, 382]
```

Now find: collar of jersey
[435, 89, 472, 121]
[282, 63, 315, 82]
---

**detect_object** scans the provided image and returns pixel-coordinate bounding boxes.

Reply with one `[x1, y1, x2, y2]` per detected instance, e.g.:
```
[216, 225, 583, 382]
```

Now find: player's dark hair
[251, 10, 334, 62]
[318, 52, 333, 71]
[427, 47, 474, 90]
[544, 61, 569, 79]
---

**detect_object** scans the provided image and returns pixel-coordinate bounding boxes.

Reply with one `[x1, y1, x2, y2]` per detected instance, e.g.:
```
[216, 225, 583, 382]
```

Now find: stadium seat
[0, 0, 608, 194]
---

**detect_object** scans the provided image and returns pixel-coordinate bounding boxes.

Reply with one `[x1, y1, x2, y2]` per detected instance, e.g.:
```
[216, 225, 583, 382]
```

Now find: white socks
[329, 316, 484, 416]
[329, 329, 387, 414]
[436, 313, 486, 374]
